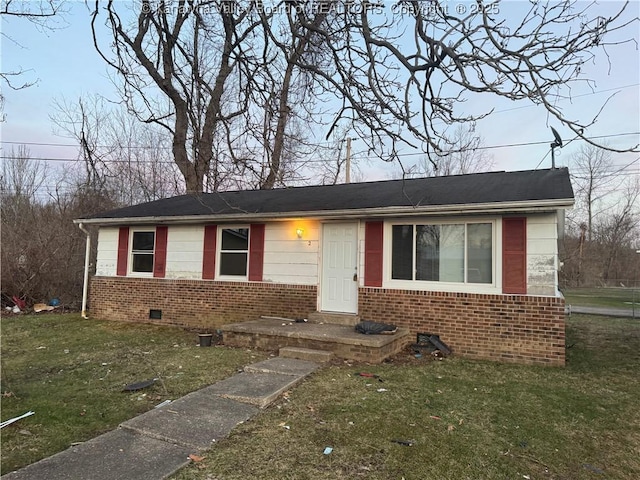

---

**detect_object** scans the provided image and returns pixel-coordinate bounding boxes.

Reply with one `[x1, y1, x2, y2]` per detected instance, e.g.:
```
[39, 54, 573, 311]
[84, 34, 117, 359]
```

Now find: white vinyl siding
[95, 227, 119, 276]
[165, 226, 204, 279]
[527, 213, 559, 296]
[93, 214, 559, 297]
[262, 221, 319, 285]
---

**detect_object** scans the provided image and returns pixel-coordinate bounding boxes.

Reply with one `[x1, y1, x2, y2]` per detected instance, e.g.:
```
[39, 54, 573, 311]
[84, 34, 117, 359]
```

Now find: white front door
[321, 222, 358, 313]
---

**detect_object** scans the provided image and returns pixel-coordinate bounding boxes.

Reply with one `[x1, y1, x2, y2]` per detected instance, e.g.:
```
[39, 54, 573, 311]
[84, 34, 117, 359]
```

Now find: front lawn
[173, 314, 640, 480]
[0, 314, 266, 475]
[2, 313, 639, 479]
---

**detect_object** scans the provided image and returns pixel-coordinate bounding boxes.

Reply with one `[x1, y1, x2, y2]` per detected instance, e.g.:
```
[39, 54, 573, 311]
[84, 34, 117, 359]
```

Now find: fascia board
[74, 198, 575, 226]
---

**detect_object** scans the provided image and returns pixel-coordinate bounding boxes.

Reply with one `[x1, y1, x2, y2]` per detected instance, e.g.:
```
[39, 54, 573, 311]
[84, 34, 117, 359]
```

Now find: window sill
[216, 275, 249, 282]
[383, 279, 500, 295]
[127, 272, 154, 278]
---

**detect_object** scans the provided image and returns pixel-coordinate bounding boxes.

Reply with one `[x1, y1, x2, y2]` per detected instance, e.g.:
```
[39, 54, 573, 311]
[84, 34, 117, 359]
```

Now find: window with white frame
[219, 227, 249, 277]
[391, 222, 493, 284]
[131, 230, 155, 273]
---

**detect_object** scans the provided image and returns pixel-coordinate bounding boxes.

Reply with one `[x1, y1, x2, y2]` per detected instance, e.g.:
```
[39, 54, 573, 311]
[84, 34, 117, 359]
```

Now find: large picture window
[391, 222, 493, 284]
[219, 227, 249, 277]
[131, 230, 155, 273]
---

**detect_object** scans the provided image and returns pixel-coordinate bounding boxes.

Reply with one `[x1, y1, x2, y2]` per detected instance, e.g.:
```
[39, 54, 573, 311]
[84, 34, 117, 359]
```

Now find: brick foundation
[89, 277, 317, 331]
[89, 277, 565, 365]
[359, 288, 566, 366]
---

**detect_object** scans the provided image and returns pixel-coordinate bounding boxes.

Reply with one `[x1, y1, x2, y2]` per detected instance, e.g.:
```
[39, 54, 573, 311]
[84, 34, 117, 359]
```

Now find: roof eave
[74, 198, 574, 226]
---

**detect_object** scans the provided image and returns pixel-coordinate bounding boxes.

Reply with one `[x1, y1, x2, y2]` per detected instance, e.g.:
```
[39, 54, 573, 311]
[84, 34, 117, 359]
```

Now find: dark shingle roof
[79, 168, 573, 224]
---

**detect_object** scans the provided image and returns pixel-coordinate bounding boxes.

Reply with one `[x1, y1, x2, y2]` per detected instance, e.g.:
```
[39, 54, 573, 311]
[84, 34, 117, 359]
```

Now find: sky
[1, 0, 639, 186]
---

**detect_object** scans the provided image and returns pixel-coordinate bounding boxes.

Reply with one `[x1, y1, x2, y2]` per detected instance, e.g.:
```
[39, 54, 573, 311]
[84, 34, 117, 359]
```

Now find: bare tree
[51, 96, 112, 193]
[0, 145, 47, 198]
[90, 1, 337, 193]
[1, 147, 50, 303]
[1, 145, 119, 307]
[91, 1, 268, 193]
[1, 1, 67, 118]
[593, 177, 640, 282]
[397, 123, 494, 178]
[90, 1, 638, 193]
[561, 165, 640, 287]
[51, 95, 184, 204]
[0, 0, 63, 19]
[569, 144, 622, 241]
[295, 1, 639, 159]
[108, 121, 183, 203]
[249, 5, 334, 188]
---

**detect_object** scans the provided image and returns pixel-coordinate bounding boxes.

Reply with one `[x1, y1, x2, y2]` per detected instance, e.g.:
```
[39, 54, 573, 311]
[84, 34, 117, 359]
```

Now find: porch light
[296, 228, 304, 239]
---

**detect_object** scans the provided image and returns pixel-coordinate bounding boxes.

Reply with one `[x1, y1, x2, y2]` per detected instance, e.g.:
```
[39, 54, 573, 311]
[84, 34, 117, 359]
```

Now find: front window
[131, 231, 155, 273]
[219, 227, 249, 277]
[391, 222, 493, 284]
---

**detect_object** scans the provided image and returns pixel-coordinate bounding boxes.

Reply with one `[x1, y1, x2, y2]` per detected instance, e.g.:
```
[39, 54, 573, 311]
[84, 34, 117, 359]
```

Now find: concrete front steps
[279, 346, 334, 363]
[223, 315, 412, 364]
[307, 311, 360, 326]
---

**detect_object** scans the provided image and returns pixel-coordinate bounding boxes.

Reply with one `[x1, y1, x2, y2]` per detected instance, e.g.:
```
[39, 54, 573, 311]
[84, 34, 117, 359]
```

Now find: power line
[3, 84, 638, 151]
[2, 132, 638, 164]
[598, 157, 640, 176]
[485, 83, 640, 115]
[350, 132, 640, 161]
[569, 157, 640, 173]
[0, 156, 176, 163]
[6, 158, 639, 193]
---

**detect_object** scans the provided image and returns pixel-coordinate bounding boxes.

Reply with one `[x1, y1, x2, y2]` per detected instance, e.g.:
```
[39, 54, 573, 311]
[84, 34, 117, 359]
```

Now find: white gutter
[73, 198, 575, 227]
[78, 223, 91, 319]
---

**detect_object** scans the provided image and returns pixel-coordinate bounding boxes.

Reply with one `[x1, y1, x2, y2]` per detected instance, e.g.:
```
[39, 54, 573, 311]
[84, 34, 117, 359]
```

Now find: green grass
[3, 313, 640, 479]
[564, 287, 640, 309]
[0, 313, 267, 475]
[172, 314, 640, 480]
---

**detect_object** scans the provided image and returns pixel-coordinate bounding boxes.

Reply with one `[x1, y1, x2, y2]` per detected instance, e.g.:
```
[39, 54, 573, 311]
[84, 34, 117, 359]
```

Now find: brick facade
[89, 277, 565, 365]
[89, 277, 317, 331]
[359, 288, 566, 366]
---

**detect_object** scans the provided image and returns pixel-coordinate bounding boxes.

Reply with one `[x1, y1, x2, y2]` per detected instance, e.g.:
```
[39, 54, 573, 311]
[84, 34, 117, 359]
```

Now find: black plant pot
[198, 333, 213, 347]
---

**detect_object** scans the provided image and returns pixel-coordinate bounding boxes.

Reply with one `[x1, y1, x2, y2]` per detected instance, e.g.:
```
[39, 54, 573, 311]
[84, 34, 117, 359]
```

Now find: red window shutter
[116, 227, 129, 276]
[364, 221, 384, 287]
[202, 225, 217, 280]
[502, 217, 527, 294]
[248, 224, 265, 281]
[153, 226, 168, 278]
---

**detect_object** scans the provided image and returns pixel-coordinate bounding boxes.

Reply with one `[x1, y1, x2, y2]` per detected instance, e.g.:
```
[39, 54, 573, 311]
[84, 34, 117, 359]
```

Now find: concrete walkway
[1, 358, 319, 480]
[567, 305, 638, 318]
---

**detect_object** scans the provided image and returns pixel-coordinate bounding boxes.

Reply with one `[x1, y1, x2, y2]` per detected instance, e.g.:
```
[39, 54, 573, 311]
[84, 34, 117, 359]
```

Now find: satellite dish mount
[550, 127, 562, 169]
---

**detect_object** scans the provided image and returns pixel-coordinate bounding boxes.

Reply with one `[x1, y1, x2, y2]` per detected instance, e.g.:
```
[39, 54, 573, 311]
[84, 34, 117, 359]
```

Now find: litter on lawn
[355, 320, 397, 335]
[412, 333, 452, 357]
[391, 439, 415, 446]
[122, 378, 158, 392]
[1, 411, 35, 429]
[34, 303, 55, 313]
[356, 372, 384, 382]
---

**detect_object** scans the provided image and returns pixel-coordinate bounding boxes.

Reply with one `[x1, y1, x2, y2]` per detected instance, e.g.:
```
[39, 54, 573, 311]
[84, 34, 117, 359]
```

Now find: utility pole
[345, 137, 351, 184]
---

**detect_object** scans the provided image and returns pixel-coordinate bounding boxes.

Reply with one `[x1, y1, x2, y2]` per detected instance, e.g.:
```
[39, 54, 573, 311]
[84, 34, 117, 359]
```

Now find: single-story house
[75, 168, 573, 365]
